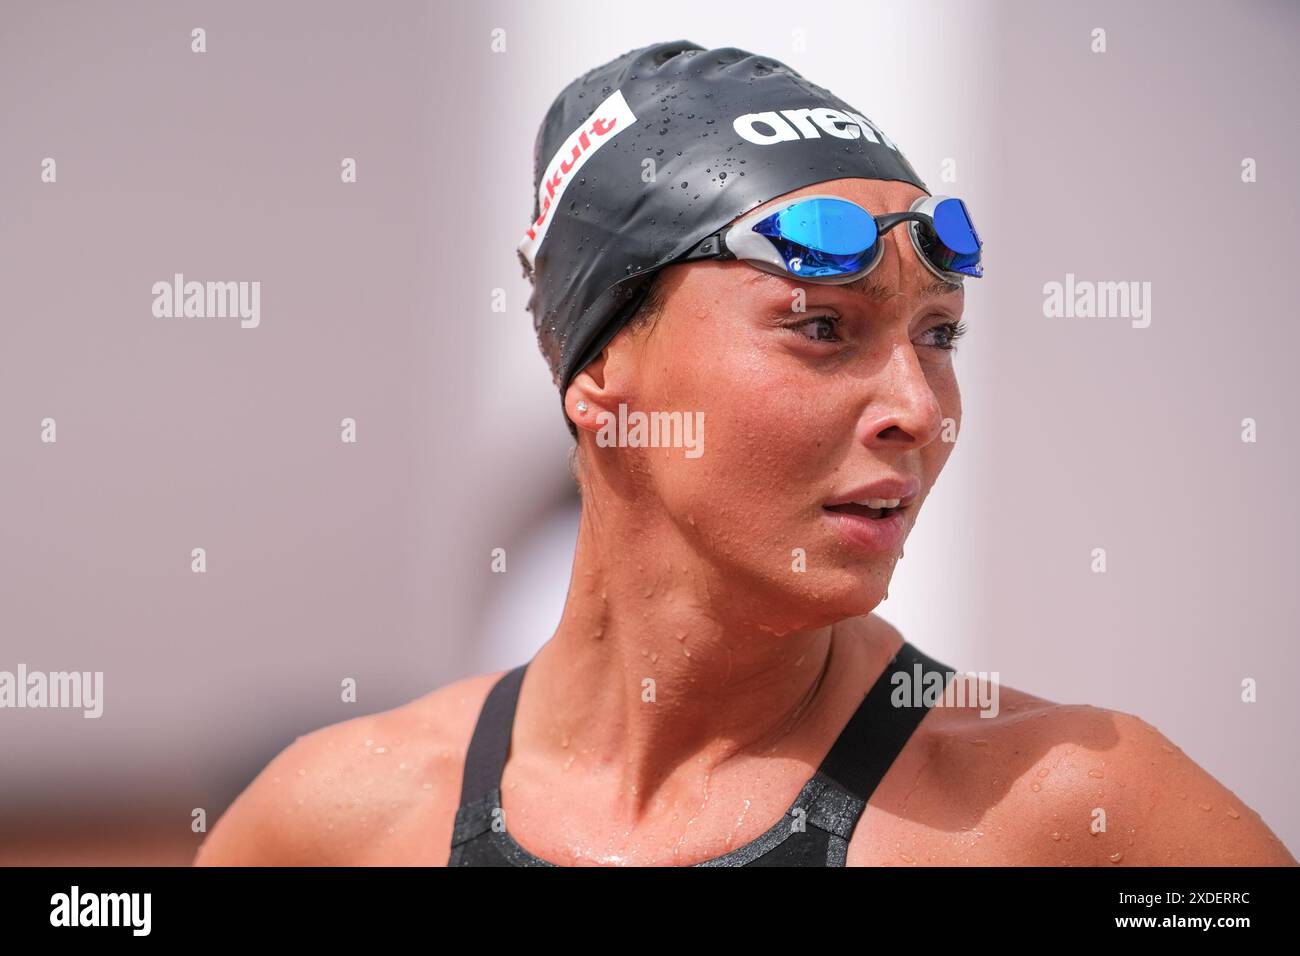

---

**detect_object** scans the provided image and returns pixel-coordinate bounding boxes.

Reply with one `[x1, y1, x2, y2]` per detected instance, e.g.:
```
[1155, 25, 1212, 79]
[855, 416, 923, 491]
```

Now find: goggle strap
[680, 232, 734, 262]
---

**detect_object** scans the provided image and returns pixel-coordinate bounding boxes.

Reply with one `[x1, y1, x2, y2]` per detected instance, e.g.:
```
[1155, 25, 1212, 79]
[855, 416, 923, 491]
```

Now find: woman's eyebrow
[841, 275, 964, 301]
[746, 270, 962, 301]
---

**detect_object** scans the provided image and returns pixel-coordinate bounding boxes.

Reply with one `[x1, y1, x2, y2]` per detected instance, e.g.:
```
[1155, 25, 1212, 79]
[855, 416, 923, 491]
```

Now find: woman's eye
[786, 314, 842, 343]
[918, 319, 968, 351]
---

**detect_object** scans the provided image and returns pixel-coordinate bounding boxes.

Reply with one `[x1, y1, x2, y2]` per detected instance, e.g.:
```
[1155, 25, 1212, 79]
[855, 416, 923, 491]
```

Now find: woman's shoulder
[871, 628, 1295, 865]
[193, 667, 509, 866]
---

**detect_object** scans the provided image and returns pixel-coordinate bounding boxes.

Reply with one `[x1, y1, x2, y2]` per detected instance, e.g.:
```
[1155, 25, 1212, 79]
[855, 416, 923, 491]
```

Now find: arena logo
[518, 88, 637, 270]
[1042, 273, 1152, 328]
[732, 107, 902, 150]
[595, 403, 704, 458]
[151, 273, 261, 328]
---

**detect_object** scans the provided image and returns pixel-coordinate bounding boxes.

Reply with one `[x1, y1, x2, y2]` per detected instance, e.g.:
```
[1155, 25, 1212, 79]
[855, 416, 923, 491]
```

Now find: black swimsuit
[449, 640, 953, 866]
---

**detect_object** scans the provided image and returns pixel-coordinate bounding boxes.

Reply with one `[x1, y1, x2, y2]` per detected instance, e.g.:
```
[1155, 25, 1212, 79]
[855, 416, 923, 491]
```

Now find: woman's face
[586, 177, 965, 630]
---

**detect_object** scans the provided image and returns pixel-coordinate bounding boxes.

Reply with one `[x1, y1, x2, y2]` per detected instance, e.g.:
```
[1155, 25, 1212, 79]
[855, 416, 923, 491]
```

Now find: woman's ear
[565, 272, 671, 433]
[564, 359, 608, 436]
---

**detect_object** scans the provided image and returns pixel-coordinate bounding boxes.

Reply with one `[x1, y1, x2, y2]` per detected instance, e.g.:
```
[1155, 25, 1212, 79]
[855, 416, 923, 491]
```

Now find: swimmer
[195, 40, 1295, 867]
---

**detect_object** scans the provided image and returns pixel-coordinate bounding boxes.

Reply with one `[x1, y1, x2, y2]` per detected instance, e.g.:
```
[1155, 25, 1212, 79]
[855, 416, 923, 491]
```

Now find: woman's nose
[856, 344, 944, 449]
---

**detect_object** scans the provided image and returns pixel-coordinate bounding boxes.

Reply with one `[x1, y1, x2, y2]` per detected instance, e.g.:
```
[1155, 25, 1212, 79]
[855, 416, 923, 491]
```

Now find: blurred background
[1, 0, 1297, 864]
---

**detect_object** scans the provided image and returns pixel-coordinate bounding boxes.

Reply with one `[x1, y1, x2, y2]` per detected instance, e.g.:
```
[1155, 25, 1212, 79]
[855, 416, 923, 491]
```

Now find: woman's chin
[815, 571, 893, 612]
[722, 556, 895, 627]
[756, 576, 889, 630]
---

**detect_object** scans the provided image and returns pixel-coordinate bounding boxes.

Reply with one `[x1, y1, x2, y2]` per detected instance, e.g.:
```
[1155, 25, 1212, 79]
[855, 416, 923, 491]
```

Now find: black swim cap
[519, 40, 928, 433]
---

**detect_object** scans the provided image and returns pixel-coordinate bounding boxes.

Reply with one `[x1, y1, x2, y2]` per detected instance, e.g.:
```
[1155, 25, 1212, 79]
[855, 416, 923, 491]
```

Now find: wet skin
[195, 179, 1296, 867]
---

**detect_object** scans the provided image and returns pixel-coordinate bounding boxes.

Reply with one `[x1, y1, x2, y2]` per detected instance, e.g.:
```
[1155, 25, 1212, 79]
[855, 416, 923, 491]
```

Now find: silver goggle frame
[685, 193, 976, 286]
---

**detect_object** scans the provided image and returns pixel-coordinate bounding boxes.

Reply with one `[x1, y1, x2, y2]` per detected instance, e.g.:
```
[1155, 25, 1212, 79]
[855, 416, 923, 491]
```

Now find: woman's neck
[514, 504, 879, 822]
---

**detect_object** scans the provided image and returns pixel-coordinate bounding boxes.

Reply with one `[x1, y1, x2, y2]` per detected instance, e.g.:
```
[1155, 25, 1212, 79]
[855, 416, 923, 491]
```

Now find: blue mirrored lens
[929, 198, 982, 277]
[752, 198, 878, 277]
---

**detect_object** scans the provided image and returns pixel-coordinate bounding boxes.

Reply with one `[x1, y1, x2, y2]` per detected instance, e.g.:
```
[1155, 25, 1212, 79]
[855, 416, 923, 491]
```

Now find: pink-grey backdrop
[1, 0, 1296, 863]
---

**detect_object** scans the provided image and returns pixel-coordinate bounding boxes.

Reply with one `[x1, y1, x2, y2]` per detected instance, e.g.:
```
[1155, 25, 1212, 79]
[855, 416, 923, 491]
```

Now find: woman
[195, 41, 1294, 867]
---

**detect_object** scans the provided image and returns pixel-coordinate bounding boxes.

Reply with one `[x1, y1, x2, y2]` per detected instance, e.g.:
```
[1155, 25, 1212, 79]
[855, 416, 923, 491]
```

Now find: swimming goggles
[677, 193, 983, 285]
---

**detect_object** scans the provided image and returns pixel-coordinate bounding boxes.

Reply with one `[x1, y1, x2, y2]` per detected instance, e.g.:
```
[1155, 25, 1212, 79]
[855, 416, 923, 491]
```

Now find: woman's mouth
[823, 498, 903, 520]
[822, 493, 913, 553]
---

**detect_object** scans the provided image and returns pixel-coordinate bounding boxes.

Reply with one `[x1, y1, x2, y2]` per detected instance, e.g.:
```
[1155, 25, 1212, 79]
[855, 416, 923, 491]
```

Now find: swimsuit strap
[454, 663, 528, 811]
[815, 639, 951, 803]
[449, 640, 955, 866]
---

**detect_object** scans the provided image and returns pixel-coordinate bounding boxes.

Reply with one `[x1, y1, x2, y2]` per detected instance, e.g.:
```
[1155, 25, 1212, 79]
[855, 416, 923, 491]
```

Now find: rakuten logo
[518, 88, 636, 269]
[733, 107, 902, 151]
